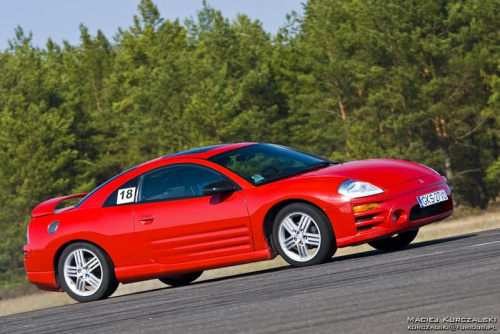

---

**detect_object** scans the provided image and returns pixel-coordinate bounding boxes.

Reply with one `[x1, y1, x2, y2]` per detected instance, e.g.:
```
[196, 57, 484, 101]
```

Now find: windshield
[209, 144, 333, 185]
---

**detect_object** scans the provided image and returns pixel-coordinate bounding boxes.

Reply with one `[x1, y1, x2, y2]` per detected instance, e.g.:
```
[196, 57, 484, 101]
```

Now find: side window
[103, 176, 140, 207]
[139, 165, 226, 202]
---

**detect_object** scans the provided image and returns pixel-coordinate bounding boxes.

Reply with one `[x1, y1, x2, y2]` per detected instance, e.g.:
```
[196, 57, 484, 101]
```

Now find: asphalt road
[2, 228, 500, 334]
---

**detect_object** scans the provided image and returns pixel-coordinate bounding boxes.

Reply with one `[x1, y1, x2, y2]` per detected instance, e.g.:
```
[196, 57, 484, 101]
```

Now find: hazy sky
[0, 0, 305, 50]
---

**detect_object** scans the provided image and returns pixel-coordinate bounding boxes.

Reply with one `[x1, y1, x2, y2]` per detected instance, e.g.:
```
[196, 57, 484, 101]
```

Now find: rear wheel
[159, 271, 203, 287]
[58, 242, 119, 303]
[272, 203, 336, 267]
[368, 229, 419, 251]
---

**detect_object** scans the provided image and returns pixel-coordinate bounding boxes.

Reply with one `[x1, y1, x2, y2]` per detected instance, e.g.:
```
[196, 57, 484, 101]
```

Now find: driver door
[133, 164, 254, 265]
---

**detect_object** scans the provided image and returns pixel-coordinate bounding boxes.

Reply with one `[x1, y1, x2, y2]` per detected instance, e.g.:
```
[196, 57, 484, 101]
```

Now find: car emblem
[419, 179, 424, 183]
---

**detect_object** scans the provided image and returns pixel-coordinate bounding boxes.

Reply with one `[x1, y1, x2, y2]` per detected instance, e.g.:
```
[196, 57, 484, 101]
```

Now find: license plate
[417, 190, 448, 208]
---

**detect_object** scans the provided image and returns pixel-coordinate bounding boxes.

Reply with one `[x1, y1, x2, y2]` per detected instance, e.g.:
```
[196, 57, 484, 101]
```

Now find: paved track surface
[2, 228, 500, 334]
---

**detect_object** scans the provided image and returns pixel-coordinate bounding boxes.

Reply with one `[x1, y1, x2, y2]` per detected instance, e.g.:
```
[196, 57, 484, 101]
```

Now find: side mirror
[202, 181, 235, 196]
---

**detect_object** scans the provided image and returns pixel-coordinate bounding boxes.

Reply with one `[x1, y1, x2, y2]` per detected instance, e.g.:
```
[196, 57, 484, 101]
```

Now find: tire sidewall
[159, 271, 203, 287]
[368, 229, 419, 251]
[272, 203, 336, 267]
[58, 242, 116, 302]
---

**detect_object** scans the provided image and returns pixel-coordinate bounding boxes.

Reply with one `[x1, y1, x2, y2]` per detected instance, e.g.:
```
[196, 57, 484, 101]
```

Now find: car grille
[409, 198, 453, 222]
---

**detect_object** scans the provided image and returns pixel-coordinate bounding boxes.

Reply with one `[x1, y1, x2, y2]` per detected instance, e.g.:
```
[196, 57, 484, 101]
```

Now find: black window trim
[102, 163, 241, 207]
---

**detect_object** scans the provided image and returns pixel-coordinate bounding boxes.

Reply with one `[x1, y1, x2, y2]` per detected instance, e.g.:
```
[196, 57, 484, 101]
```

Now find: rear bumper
[23, 245, 60, 291]
[25, 271, 60, 292]
[329, 182, 453, 247]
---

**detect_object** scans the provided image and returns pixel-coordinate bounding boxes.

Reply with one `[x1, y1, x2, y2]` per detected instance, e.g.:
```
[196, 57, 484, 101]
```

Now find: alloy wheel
[63, 248, 103, 297]
[278, 212, 322, 262]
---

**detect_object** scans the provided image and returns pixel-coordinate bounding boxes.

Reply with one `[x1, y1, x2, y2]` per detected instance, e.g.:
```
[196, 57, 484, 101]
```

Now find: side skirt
[115, 248, 275, 284]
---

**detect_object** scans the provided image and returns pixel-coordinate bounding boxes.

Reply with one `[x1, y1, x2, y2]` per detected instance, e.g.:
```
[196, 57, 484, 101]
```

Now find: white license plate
[417, 190, 448, 208]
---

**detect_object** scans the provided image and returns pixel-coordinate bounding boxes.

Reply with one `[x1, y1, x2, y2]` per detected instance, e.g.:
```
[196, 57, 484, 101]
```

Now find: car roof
[76, 143, 259, 208]
[136, 142, 257, 168]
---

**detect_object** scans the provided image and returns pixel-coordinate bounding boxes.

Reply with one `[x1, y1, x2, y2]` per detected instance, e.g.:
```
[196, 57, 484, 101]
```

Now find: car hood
[311, 159, 435, 189]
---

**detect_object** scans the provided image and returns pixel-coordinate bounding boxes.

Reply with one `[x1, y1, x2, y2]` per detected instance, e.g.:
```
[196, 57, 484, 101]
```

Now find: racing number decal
[117, 187, 136, 204]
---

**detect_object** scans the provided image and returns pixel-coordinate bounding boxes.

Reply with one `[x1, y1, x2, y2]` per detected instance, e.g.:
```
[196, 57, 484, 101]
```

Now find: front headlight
[26, 223, 30, 244]
[338, 180, 384, 198]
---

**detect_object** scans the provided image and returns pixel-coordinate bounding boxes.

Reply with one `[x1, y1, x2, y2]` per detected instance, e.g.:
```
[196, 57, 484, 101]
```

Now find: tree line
[1, 0, 499, 288]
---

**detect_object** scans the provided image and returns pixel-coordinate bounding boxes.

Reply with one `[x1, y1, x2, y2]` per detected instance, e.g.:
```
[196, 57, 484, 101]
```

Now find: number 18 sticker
[117, 187, 136, 204]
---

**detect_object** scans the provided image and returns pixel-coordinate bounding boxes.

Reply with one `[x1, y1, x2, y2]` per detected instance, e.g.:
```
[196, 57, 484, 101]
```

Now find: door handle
[140, 216, 155, 224]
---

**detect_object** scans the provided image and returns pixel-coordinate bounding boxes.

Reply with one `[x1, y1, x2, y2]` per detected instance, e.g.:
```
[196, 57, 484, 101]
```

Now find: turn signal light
[353, 203, 379, 213]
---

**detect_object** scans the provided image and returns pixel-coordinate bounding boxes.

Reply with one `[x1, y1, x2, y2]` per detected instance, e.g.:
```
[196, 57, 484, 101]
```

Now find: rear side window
[103, 177, 140, 207]
[76, 166, 138, 208]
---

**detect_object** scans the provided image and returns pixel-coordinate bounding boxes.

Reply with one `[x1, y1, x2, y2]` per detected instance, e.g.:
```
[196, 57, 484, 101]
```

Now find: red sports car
[24, 143, 453, 302]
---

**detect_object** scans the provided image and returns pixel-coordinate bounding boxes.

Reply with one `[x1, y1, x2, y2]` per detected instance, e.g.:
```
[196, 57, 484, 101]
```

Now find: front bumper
[328, 180, 453, 247]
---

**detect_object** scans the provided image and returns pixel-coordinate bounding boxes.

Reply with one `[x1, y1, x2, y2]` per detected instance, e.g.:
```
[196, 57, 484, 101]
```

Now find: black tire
[271, 203, 336, 267]
[159, 271, 203, 287]
[57, 242, 119, 302]
[368, 229, 419, 251]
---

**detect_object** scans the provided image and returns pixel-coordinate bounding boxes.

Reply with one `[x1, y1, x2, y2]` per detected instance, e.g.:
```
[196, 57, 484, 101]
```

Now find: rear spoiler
[31, 193, 88, 218]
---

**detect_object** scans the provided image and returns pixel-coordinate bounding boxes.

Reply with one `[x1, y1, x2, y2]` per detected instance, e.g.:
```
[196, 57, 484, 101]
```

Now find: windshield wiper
[301, 161, 332, 172]
[257, 161, 332, 185]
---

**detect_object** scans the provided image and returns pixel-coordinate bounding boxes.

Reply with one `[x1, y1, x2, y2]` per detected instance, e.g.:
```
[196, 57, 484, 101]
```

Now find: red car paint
[24, 143, 453, 292]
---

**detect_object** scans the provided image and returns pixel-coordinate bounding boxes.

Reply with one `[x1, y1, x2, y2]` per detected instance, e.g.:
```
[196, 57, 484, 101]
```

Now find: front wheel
[58, 242, 119, 303]
[159, 271, 203, 287]
[272, 203, 337, 267]
[368, 229, 419, 251]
